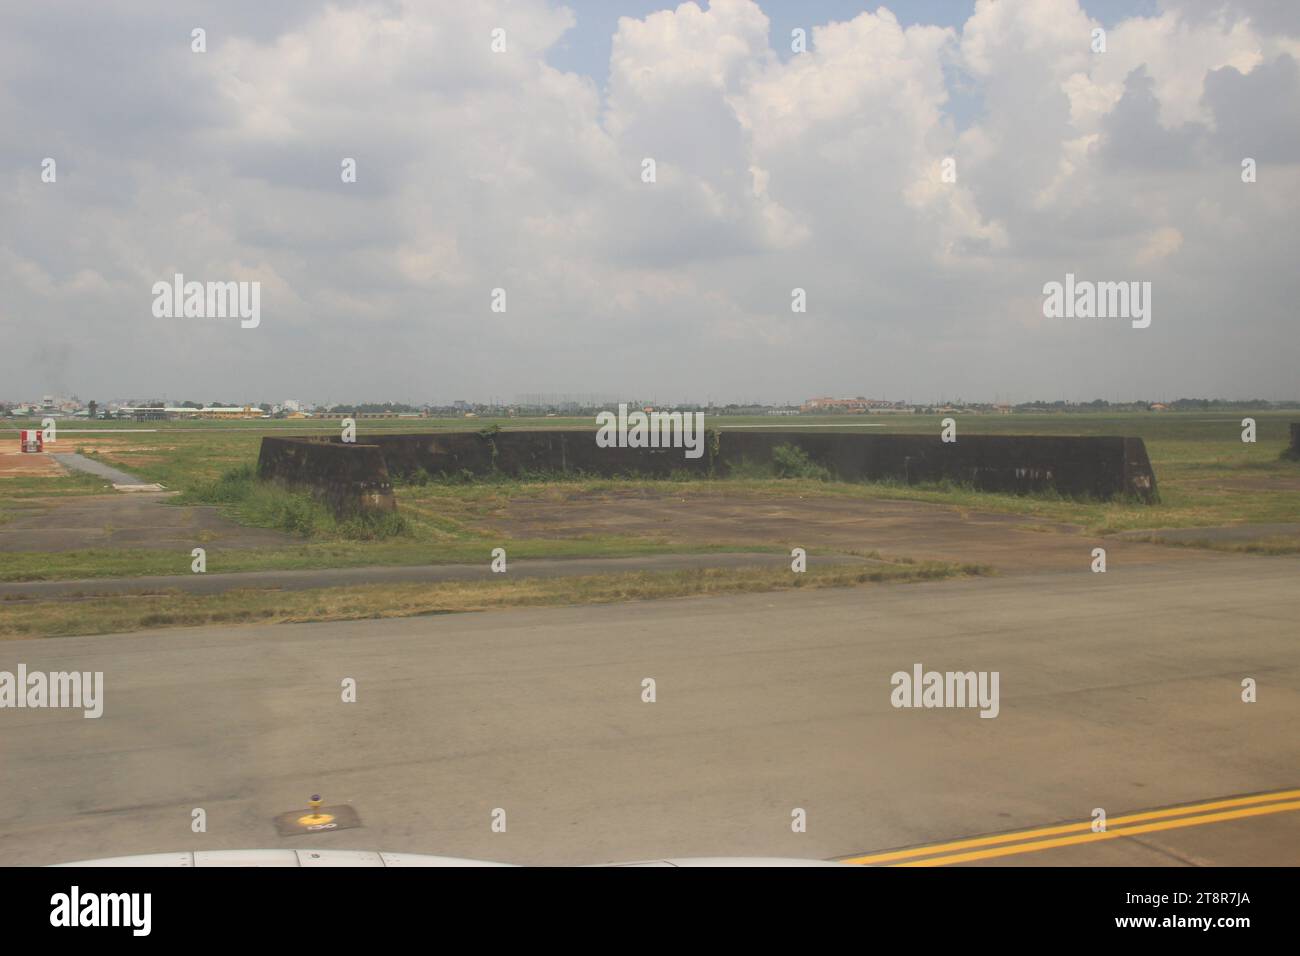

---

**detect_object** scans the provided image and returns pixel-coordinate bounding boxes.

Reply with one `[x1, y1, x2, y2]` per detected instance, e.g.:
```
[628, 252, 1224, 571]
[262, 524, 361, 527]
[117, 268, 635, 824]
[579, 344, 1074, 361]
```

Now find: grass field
[4, 410, 1297, 528]
[0, 411, 1295, 635]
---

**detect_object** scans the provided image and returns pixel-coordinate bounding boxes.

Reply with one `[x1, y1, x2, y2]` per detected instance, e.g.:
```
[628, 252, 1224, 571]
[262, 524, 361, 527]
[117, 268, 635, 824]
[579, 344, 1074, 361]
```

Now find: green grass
[0, 538, 781, 583]
[1116, 534, 1300, 556]
[0, 558, 988, 639]
[2, 411, 1295, 585]
[11, 408, 1298, 500]
[0, 470, 108, 500]
[179, 464, 411, 540]
[0, 469, 780, 583]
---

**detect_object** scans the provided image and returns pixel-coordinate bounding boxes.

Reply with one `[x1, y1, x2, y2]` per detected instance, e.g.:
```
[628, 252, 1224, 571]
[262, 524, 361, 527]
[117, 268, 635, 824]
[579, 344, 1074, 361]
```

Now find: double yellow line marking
[841, 788, 1300, 866]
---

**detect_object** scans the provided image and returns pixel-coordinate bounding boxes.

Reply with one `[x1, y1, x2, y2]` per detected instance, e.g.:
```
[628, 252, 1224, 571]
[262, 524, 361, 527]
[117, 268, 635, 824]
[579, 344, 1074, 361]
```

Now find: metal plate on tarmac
[273, 804, 362, 837]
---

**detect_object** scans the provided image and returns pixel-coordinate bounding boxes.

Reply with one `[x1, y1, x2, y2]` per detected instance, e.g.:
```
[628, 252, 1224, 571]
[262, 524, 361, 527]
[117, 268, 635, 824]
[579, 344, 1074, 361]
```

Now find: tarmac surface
[1, 552, 1295, 867]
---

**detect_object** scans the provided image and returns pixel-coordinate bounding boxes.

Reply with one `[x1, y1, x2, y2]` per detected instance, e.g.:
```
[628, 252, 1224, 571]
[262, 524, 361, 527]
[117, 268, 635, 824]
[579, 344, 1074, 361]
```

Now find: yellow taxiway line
[841, 788, 1300, 866]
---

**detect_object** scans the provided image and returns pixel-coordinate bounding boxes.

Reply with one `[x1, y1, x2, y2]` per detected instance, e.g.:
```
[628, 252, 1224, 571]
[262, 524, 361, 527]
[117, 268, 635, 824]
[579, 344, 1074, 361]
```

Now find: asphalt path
[50, 453, 148, 486]
[0, 551, 868, 599]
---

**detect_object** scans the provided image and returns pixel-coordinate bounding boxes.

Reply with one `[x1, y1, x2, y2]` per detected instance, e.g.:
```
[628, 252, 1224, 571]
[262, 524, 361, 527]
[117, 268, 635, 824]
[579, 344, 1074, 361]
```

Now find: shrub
[772, 444, 832, 480]
[185, 464, 256, 504]
[336, 509, 410, 540]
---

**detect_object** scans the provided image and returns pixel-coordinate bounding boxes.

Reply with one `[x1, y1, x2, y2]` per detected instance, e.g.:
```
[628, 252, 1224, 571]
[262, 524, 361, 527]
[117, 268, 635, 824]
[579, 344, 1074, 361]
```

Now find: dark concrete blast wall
[258, 430, 1159, 512]
[257, 438, 396, 514]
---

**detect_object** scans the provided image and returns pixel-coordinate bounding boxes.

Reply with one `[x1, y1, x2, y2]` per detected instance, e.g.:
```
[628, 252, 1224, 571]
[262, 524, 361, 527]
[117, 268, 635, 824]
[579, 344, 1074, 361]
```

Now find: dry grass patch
[0, 559, 988, 638]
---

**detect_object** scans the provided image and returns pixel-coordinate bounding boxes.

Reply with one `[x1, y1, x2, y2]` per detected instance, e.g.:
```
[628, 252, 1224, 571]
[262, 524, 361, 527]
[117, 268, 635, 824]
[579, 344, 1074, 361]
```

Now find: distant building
[800, 397, 869, 412]
[128, 407, 170, 421]
[196, 406, 264, 419]
[118, 404, 265, 421]
[800, 397, 911, 414]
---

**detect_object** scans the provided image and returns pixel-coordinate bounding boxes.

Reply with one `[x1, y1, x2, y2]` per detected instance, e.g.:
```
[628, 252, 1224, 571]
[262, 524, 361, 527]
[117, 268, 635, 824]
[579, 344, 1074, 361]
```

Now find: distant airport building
[800, 397, 912, 414]
[121, 405, 266, 421]
[309, 410, 418, 420]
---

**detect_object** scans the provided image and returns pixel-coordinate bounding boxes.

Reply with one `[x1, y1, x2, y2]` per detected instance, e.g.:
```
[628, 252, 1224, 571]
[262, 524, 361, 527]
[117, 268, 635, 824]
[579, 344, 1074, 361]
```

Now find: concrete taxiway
[1, 552, 1295, 866]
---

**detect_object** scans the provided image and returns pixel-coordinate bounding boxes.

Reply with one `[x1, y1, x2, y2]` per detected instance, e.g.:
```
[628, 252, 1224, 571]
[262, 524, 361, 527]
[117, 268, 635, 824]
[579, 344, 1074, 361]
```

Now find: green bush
[724, 457, 775, 480]
[771, 444, 832, 480]
[185, 464, 256, 503]
[336, 509, 410, 540]
[255, 488, 327, 536]
[179, 463, 408, 539]
[391, 466, 433, 487]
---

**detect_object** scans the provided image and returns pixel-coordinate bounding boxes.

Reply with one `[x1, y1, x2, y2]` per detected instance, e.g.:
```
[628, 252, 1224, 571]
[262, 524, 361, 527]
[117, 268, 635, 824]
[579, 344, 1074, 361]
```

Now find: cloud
[0, 0, 1297, 405]
[1203, 52, 1300, 160]
[1099, 66, 1202, 169]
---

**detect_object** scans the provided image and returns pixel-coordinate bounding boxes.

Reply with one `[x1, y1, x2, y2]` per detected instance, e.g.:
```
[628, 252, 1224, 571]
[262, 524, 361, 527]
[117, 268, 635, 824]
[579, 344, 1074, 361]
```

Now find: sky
[1, 0, 1297, 406]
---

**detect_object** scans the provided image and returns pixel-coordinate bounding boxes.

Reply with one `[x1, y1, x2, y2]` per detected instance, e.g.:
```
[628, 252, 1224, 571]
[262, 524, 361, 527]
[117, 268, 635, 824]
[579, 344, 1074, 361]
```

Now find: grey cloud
[1160, 0, 1300, 35]
[1203, 54, 1300, 161]
[1100, 67, 1203, 169]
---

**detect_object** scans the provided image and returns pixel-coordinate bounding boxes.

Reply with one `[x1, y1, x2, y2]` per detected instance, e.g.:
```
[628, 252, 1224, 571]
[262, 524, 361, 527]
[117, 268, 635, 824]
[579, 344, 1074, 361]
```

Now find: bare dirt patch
[0, 493, 294, 553]
[60, 436, 170, 454]
[484, 489, 1227, 574]
[58, 437, 178, 471]
[0, 451, 63, 478]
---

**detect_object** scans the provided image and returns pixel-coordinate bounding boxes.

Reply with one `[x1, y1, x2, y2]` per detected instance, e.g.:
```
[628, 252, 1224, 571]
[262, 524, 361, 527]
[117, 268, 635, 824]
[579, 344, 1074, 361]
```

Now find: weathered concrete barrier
[257, 437, 396, 515]
[258, 430, 1159, 506]
[361, 430, 709, 480]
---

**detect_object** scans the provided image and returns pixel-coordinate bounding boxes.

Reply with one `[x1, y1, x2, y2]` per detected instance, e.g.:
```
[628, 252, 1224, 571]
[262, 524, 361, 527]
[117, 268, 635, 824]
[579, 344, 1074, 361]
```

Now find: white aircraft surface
[54, 850, 847, 867]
